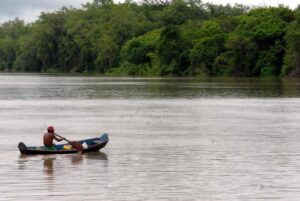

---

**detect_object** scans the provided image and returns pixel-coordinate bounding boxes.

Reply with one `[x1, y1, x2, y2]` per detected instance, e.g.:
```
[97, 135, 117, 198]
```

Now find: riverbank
[1, 2, 300, 78]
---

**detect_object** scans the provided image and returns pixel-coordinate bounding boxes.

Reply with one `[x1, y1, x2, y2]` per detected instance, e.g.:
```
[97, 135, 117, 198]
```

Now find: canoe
[18, 133, 109, 155]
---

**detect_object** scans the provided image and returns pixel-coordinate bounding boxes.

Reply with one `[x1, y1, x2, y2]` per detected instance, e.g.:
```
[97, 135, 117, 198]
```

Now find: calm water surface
[0, 74, 300, 200]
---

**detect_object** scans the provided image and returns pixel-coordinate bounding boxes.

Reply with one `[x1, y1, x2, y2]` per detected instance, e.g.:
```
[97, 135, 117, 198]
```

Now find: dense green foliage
[0, 0, 300, 77]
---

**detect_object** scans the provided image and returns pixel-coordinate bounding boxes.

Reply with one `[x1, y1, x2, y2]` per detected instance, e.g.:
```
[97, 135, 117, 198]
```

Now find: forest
[0, 0, 300, 77]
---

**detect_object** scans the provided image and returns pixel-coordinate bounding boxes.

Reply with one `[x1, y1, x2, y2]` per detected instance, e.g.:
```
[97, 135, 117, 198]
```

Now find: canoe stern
[18, 142, 28, 154]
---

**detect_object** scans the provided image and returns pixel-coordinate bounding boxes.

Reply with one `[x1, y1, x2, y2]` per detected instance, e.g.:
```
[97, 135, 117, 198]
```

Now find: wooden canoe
[18, 133, 109, 155]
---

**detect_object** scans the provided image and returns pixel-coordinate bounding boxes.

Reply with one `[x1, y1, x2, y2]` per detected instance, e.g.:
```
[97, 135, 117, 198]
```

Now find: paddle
[54, 133, 84, 151]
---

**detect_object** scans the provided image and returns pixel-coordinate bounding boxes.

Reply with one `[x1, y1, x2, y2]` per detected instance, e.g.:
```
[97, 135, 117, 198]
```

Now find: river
[0, 74, 300, 200]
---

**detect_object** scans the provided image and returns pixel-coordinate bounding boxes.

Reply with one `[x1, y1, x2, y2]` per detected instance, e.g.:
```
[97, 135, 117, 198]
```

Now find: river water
[0, 74, 300, 200]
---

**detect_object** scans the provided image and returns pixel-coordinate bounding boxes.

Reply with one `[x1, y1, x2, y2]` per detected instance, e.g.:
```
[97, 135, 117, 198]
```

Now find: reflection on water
[70, 154, 83, 165]
[0, 76, 300, 99]
[18, 152, 108, 173]
[43, 157, 55, 181]
[14, 152, 109, 194]
[84, 152, 108, 160]
[0, 75, 300, 200]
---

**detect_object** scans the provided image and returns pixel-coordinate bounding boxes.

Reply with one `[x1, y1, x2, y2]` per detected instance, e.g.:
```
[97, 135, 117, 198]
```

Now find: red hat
[47, 126, 55, 133]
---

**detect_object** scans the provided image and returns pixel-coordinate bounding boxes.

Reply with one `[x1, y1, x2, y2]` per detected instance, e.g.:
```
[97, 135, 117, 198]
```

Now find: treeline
[1, 0, 300, 77]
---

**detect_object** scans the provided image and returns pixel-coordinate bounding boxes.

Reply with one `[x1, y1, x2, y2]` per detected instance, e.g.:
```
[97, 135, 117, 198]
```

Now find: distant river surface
[1, 74, 300, 201]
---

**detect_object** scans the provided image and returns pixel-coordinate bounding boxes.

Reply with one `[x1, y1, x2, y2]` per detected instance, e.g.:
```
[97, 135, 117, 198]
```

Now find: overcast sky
[0, 0, 92, 23]
[0, 0, 298, 23]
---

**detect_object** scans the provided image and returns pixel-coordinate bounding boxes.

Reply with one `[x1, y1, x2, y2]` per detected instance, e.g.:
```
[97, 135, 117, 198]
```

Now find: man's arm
[53, 134, 65, 142]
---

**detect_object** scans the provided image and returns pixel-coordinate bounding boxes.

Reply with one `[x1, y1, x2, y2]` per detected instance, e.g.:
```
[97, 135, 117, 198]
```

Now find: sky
[0, 0, 298, 23]
[0, 0, 92, 23]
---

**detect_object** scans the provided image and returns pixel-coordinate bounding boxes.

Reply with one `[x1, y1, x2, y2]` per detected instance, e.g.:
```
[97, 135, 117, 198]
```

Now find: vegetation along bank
[1, 0, 300, 77]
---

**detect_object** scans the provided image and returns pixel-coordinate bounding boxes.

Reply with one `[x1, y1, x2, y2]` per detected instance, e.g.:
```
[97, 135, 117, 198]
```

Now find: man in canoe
[43, 126, 65, 150]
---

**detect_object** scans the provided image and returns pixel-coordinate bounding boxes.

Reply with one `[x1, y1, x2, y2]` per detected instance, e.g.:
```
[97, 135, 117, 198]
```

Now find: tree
[205, 3, 249, 18]
[14, 35, 42, 72]
[95, 35, 119, 73]
[83, 0, 114, 9]
[215, 7, 292, 76]
[157, 26, 189, 75]
[282, 20, 300, 76]
[189, 20, 226, 76]
[0, 19, 28, 71]
[161, 0, 202, 25]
